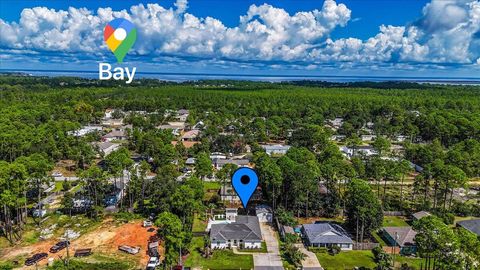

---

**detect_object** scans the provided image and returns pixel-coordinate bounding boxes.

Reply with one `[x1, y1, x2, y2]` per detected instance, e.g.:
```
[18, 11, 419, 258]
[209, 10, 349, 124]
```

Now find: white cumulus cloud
[0, 0, 479, 69]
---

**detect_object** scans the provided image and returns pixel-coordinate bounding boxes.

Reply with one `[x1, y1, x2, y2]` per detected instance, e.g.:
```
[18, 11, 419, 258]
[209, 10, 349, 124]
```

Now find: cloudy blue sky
[1, 0, 479, 78]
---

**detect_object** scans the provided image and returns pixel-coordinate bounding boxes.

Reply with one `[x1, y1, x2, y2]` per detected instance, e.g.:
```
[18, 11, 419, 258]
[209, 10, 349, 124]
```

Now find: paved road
[253, 223, 284, 270]
[295, 244, 323, 270]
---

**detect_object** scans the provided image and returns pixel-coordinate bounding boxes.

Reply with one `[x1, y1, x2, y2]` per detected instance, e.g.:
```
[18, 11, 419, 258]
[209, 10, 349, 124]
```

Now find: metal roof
[457, 219, 480, 236]
[302, 223, 353, 244]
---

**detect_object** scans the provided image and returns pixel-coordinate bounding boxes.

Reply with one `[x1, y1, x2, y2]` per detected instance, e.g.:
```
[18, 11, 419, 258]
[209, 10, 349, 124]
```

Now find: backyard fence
[383, 211, 406, 216]
[353, 242, 380, 250]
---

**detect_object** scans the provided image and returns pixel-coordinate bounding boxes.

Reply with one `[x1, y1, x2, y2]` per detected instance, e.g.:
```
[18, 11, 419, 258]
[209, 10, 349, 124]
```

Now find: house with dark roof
[302, 222, 353, 250]
[457, 219, 480, 237]
[212, 158, 250, 170]
[103, 129, 127, 142]
[210, 215, 262, 249]
[382, 227, 417, 255]
[412, 211, 431, 221]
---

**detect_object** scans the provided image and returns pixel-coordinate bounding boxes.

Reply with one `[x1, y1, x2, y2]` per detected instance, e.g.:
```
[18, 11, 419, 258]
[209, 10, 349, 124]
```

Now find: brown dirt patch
[0, 219, 163, 269]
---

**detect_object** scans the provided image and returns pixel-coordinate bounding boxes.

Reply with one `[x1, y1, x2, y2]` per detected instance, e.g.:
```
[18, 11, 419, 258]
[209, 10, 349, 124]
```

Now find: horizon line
[1, 68, 480, 82]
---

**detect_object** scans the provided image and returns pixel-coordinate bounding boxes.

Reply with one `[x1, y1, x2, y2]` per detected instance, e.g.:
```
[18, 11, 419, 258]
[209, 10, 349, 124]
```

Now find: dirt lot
[0, 219, 162, 269]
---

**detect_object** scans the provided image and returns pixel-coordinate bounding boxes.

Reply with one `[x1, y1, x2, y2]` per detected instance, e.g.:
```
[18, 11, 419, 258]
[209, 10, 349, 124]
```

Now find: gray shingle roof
[210, 215, 262, 242]
[302, 223, 353, 244]
[457, 219, 480, 236]
[412, 211, 431, 220]
[383, 227, 417, 247]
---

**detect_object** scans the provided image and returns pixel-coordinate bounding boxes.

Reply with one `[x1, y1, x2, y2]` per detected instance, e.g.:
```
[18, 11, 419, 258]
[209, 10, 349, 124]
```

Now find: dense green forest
[1, 75, 479, 269]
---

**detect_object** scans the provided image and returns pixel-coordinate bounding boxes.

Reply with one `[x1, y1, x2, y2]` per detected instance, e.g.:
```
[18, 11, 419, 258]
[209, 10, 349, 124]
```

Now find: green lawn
[192, 214, 207, 233]
[371, 231, 387, 246]
[185, 236, 253, 269]
[382, 216, 409, 227]
[203, 181, 221, 191]
[316, 250, 423, 270]
[238, 241, 267, 253]
[54, 181, 64, 192]
[316, 250, 376, 270]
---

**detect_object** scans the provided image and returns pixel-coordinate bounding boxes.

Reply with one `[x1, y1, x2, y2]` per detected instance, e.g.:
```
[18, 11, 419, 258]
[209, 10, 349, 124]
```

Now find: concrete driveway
[295, 244, 323, 270]
[253, 223, 284, 270]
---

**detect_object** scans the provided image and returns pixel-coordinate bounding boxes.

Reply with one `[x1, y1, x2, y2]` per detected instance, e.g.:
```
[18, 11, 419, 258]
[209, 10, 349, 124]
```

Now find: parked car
[146, 257, 160, 270]
[49, 240, 70, 253]
[25, 253, 48, 266]
[74, 248, 92, 257]
[51, 171, 63, 177]
[143, 220, 153, 227]
[32, 209, 47, 218]
[118, 245, 140, 255]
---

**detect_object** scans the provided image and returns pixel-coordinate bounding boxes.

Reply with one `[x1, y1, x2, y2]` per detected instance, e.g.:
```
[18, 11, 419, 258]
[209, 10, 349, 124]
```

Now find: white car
[51, 172, 63, 177]
[146, 257, 159, 270]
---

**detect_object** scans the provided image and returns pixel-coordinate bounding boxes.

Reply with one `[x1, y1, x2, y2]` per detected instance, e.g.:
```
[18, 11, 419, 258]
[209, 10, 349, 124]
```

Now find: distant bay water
[1, 68, 480, 85]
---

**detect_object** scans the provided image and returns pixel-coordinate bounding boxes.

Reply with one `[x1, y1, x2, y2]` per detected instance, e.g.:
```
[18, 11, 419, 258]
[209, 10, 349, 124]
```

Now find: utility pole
[392, 232, 399, 269]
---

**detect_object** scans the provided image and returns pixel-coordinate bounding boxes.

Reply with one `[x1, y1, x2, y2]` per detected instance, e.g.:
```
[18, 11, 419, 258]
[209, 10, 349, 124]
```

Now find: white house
[157, 121, 186, 136]
[361, 135, 377, 142]
[210, 215, 262, 249]
[68, 125, 102, 137]
[302, 223, 353, 250]
[95, 142, 121, 156]
[103, 130, 127, 141]
[339, 145, 377, 159]
[210, 152, 227, 160]
[260, 144, 291, 156]
[176, 109, 189, 122]
[328, 118, 344, 129]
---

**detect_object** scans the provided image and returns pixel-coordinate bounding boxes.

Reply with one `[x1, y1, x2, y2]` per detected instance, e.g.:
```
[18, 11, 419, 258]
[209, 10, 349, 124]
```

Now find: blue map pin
[232, 167, 258, 208]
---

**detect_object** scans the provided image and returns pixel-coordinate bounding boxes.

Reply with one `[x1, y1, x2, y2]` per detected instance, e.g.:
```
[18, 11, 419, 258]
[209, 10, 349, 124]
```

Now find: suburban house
[260, 144, 291, 156]
[176, 109, 189, 122]
[302, 222, 353, 250]
[103, 130, 127, 141]
[457, 219, 480, 237]
[327, 118, 344, 130]
[101, 118, 124, 127]
[157, 121, 186, 136]
[382, 227, 417, 255]
[361, 135, 377, 142]
[185, 157, 196, 166]
[255, 205, 273, 223]
[210, 152, 227, 160]
[94, 141, 121, 156]
[210, 215, 262, 249]
[412, 211, 431, 221]
[68, 125, 102, 137]
[339, 145, 377, 158]
[212, 158, 249, 170]
[181, 129, 200, 141]
[330, 135, 346, 142]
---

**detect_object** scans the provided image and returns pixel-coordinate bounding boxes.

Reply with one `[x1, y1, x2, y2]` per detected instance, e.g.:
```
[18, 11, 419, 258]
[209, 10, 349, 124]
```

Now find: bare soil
[0, 219, 163, 269]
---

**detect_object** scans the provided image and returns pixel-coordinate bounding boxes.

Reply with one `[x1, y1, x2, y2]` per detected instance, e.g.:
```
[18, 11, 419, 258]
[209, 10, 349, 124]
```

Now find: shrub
[328, 245, 341, 255]
[436, 212, 454, 225]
